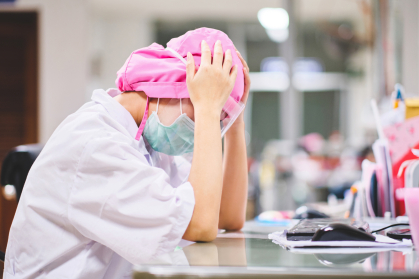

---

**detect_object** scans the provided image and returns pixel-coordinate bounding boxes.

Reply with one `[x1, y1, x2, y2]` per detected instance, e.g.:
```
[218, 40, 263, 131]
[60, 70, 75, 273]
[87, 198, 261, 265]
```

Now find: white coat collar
[91, 89, 150, 158]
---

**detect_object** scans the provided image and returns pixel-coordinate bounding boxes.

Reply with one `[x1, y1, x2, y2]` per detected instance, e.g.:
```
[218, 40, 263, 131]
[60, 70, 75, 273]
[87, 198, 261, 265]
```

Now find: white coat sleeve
[67, 137, 195, 264]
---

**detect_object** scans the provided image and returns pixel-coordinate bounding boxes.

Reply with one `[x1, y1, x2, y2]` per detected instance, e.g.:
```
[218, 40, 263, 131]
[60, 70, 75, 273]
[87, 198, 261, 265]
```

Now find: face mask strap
[165, 48, 189, 117]
[166, 47, 187, 65]
[135, 96, 149, 141]
[156, 98, 160, 114]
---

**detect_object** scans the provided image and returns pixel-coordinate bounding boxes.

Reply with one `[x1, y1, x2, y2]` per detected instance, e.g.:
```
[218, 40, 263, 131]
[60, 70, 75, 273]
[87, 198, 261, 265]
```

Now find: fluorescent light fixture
[265, 28, 289, 44]
[258, 8, 289, 30]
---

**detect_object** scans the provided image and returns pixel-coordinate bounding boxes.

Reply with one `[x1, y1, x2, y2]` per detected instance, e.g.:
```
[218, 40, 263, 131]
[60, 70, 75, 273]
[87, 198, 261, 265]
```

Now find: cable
[371, 223, 409, 234]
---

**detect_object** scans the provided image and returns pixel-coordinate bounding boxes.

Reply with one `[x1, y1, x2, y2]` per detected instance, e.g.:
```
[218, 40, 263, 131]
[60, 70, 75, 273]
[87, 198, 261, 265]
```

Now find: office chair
[1, 144, 43, 202]
[0, 144, 43, 262]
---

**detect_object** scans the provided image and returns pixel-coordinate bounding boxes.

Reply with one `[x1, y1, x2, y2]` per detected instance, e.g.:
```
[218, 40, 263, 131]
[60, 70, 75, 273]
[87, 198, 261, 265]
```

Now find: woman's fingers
[188, 41, 241, 113]
[213, 40, 224, 68]
[243, 67, 250, 92]
[236, 51, 251, 104]
[240, 68, 250, 104]
[236, 51, 249, 72]
[186, 52, 195, 82]
[223, 49, 233, 74]
[229, 65, 238, 86]
[200, 40, 212, 67]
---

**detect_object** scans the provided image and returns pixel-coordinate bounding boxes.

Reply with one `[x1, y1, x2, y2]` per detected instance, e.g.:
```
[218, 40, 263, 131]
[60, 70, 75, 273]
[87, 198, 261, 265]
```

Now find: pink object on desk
[404, 188, 419, 248]
[384, 116, 419, 165]
[384, 116, 419, 216]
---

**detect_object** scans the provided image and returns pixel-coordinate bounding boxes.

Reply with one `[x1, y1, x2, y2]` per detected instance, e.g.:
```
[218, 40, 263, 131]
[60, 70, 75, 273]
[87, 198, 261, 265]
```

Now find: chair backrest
[1, 144, 43, 202]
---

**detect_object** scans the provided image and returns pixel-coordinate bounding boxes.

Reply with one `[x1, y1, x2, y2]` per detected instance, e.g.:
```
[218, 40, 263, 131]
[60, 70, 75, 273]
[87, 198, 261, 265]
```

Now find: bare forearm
[219, 121, 248, 230]
[183, 40, 238, 241]
[184, 110, 223, 241]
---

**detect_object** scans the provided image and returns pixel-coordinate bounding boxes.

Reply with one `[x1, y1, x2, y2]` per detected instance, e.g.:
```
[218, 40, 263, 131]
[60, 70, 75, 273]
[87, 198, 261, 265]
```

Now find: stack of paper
[269, 230, 413, 253]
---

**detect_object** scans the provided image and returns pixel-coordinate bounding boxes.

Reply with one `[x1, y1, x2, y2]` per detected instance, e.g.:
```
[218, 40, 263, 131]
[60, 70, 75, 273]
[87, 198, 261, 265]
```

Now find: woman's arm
[183, 40, 238, 242]
[219, 52, 250, 231]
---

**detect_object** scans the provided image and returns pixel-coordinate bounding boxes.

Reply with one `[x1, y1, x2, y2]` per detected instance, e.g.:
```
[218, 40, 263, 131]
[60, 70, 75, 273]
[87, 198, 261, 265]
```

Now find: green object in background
[303, 91, 340, 138]
[251, 92, 280, 157]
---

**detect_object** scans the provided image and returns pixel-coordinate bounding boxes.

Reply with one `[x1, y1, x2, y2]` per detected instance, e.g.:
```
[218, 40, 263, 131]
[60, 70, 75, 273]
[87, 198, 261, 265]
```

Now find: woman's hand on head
[186, 40, 238, 117]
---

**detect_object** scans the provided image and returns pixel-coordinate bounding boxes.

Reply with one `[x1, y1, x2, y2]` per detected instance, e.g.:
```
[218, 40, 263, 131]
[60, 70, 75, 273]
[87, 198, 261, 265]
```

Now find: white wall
[89, 0, 279, 21]
[401, 0, 419, 96]
[2, 0, 89, 143]
[88, 16, 153, 94]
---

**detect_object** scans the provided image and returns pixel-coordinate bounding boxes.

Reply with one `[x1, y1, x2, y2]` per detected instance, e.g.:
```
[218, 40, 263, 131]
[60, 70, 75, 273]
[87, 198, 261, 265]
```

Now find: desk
[133, 221, 419, 278]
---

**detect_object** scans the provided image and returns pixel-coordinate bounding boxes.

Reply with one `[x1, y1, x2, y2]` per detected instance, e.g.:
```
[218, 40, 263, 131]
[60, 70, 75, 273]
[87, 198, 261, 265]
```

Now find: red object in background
[393, 147, 419, 216]
[392, 164, 408, 216]
[384, 116, 419, 216]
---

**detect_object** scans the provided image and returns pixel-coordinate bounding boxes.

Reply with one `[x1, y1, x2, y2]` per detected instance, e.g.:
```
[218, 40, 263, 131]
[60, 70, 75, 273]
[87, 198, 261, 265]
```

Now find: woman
[4, 28, 250, 278]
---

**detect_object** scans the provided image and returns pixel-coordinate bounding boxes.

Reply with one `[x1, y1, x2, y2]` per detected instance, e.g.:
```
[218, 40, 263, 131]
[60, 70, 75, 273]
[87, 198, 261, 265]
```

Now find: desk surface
[134, 221, 419, 278]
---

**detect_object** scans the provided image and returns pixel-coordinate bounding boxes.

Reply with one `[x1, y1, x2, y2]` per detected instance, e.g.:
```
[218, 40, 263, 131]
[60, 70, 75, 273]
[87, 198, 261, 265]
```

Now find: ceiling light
[257, 8, 289, 30]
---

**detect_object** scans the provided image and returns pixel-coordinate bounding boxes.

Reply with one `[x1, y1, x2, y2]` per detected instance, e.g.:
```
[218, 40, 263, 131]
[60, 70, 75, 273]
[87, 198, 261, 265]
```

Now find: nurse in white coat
[3, 32, 249, 278]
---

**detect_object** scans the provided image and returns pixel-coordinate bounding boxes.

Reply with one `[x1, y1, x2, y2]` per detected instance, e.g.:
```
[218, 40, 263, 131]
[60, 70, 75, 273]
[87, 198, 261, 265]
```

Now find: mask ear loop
[156, 98, 160, 115]
[180, 98, 183, 114]
[135, 96, 149, 141]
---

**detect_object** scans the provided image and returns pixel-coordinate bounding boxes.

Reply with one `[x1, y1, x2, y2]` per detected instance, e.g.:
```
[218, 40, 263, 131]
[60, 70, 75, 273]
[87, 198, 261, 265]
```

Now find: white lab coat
[3, 89, 195, 279]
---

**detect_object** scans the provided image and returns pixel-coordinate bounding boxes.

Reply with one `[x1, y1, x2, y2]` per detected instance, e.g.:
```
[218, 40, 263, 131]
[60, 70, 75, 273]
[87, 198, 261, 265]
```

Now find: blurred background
[0, 0, 418, 253]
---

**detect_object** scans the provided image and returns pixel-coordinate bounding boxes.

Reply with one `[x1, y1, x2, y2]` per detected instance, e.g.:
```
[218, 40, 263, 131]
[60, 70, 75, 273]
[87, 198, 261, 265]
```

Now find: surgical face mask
[143, 98, 195, 156]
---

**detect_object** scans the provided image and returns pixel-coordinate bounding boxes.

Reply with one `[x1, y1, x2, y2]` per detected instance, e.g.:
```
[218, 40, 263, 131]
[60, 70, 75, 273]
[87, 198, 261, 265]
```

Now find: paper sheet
[287, 247, 412, 254]
[269, 230, 413, 250]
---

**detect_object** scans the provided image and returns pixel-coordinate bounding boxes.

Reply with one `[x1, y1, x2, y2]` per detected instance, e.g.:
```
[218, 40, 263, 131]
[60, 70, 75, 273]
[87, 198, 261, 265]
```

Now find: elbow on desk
[183, 223, 219, 242]
[219, 217, 245, 231]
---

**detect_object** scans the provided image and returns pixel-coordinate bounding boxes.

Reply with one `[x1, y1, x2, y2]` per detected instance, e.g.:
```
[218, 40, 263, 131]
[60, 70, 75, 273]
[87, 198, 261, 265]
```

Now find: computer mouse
[312, 223, 376, 242]
[294, 206, 330, 219]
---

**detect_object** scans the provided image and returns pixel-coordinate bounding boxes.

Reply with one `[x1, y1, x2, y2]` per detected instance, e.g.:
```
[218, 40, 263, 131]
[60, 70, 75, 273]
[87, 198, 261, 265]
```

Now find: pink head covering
[116, 28, 244, 140]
